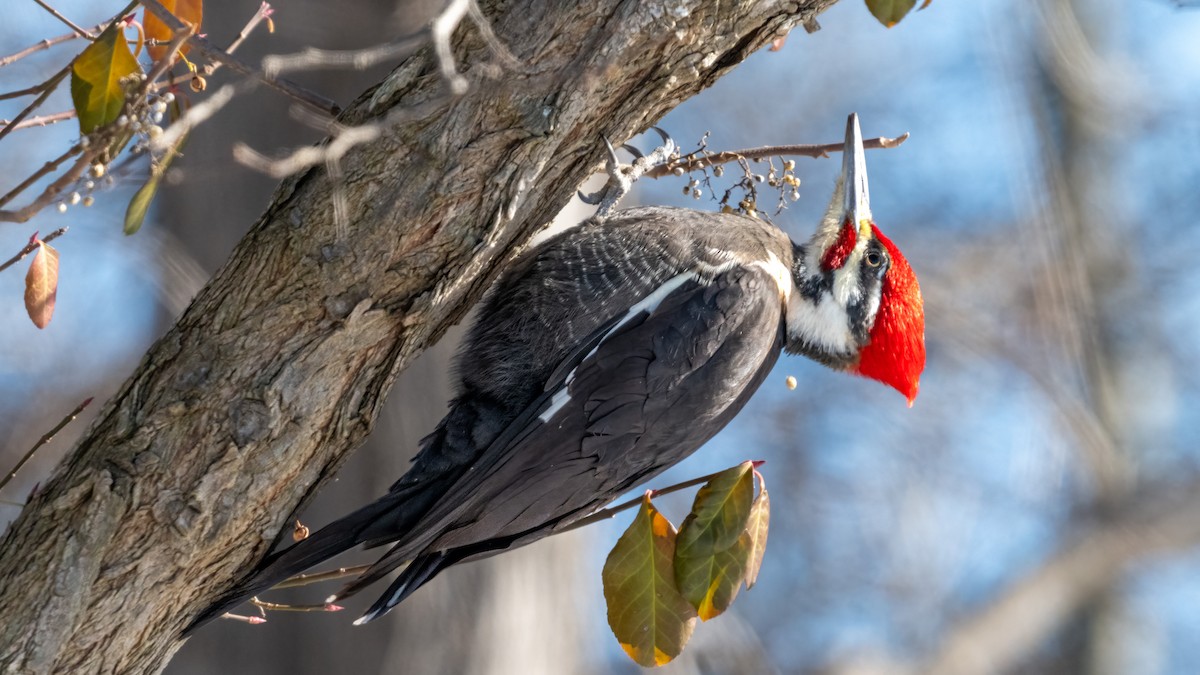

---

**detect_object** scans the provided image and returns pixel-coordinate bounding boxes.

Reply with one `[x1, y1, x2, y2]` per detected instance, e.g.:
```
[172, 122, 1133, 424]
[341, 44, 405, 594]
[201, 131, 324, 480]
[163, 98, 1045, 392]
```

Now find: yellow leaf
[743, 471, 771, 589]
[674, 462, 756, 620]
[70, 28, 143, 134]
[602, 496, 697, 667]
[24, 241, 60, 329]
[145, 0, 203, 60]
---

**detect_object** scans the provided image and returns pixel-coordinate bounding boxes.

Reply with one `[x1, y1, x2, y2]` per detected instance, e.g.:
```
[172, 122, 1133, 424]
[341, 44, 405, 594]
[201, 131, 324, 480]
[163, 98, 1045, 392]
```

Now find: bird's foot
[579, 127, 676, 217]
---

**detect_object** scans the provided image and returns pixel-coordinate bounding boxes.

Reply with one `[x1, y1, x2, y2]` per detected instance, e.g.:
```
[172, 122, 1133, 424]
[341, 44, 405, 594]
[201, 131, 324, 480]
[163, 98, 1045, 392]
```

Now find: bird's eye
[865, 250, 884, 268]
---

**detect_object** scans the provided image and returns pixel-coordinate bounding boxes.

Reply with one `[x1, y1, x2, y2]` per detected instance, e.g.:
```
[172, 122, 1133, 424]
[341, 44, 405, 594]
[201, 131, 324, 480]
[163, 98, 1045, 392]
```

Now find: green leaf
[865, 0, 918, 27]
[743, 471, 770, 589]
[602, 496, 697, 667]
[124, 175, 158, 236]
[673, 462, 756, 620]
[676, 462, 755, 558]
[124, 134, 186, 235]
[71, 27, 142, 134]
[676, 532, 750, 621]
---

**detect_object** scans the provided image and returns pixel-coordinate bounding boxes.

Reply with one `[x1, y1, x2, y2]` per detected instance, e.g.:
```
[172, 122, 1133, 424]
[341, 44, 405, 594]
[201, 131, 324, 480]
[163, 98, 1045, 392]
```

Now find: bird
[188, 113, 925, 631]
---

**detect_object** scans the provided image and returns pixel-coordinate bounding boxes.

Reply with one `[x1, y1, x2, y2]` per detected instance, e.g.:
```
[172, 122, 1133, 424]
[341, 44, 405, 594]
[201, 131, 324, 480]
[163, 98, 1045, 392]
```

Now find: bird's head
[785, 114, 925, 405]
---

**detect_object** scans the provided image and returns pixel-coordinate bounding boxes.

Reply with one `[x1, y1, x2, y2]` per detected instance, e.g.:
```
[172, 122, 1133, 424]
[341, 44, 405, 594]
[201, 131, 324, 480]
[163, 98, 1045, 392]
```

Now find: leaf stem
[565, 462, 765, 532]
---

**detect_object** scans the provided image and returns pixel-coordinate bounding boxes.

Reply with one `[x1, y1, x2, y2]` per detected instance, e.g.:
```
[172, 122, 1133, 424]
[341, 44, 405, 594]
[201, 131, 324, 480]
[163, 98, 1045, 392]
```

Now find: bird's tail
[184, 489, 418, 634]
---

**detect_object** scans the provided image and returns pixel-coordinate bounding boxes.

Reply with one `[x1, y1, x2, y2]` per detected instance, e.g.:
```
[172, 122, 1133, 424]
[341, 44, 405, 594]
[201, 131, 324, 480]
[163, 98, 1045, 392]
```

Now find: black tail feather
[352, 551, 453, 625]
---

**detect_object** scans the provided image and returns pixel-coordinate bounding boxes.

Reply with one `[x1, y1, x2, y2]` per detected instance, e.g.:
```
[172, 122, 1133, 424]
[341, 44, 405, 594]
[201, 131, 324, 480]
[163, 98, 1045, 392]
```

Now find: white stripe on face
[785, 289, 855, 357]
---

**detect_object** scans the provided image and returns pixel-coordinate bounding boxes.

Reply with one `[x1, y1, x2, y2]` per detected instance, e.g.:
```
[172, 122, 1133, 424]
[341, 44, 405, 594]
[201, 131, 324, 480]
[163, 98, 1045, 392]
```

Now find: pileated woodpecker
[190, 113, 924, 630]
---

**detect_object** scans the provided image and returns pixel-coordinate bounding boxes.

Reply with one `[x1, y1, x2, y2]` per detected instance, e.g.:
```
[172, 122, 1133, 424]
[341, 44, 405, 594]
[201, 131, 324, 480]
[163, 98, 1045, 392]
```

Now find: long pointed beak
[842, 113, 872, 238]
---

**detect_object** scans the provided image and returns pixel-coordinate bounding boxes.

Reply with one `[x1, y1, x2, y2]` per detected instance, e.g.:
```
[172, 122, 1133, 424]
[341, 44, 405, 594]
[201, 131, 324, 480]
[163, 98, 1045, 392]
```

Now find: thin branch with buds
[0, 396, 92, 495]
[232, 97, 447, 178]
[138, 0, 340, 116]
[644, 133, 910, 180]
[0, 64, 72, 143]
[0, 145, 88, 221]
[0, 22, 105, 68]
[0, 110, 76, 130]
[234, 0, 525, 178]
[31, 0, 96, 40]
[248, 598, 342, 613]
[0, 226, 67, 274]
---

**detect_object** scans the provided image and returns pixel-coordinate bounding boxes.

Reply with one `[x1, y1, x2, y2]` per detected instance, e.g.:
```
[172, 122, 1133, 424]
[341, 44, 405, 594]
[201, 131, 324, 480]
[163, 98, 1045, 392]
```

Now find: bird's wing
[343, 262, 785, 618]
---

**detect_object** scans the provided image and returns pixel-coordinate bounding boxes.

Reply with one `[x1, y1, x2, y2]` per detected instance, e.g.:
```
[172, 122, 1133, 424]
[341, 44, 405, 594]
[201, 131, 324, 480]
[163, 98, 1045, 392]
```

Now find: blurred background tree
[2, 0, 1200, 673]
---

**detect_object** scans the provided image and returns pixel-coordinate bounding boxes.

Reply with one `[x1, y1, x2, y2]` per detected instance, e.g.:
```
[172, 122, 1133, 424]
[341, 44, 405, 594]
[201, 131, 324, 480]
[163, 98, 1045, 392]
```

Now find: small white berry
[69, 192, 81, 205]
[57, 202, 67, 213]
[82, 196, 95, 207]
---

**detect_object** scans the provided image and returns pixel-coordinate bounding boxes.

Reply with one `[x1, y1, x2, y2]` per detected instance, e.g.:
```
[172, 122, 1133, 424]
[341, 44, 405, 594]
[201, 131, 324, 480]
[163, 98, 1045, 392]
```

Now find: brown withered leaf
[24, 241, 60, 329]
[744, 470, 770, 589]
[145, 0, 203, 60]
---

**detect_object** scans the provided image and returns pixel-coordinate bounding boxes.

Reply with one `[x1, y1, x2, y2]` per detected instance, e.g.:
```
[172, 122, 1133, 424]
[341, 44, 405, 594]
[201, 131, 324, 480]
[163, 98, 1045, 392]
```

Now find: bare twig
[0, 110, 76, 130]
[0, 144, 87, 220]
[226, 2, 274, 56]
[262, 35, 427, 78]
[0, 396, 93, 495]
[0, 24, 102, 68]
[271, 564, 373, 590]
[643, 133, 910, 179]
[249, 598, 343, 613]
[465, 0, 522, 70]
[31, 0, 96, 39]
[138, 0, 340, 116]
[430, 0, 470, 94]
[0, 226, 67, 274]
[0, 64, 71, 145]
[232, 99, 414, 177]
[150, 82, 243, 152]
[0, 61, 70, 103]
[565, 460, 764, 532]
[219, 613, 266, 625]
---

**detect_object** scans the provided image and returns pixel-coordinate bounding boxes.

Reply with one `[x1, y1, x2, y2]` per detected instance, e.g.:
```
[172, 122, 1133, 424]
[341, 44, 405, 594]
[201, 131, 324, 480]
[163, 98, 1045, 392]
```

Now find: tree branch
[644, 133, 910, 179]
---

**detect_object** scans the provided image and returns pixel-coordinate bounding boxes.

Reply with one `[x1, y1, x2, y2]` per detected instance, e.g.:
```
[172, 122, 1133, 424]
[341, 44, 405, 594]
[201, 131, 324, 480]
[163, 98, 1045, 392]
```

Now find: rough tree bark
[0, 1, 836, 673]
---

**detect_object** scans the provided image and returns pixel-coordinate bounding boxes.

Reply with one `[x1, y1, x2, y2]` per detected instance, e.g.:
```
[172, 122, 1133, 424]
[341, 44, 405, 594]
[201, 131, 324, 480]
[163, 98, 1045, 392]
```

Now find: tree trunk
[0, 0, 835, 672]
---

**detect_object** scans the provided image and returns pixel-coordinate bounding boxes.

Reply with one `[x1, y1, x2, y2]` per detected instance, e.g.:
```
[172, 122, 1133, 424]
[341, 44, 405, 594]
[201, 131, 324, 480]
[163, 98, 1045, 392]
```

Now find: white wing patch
[749, 251, 793, 302]
[537, 271, 698, 423]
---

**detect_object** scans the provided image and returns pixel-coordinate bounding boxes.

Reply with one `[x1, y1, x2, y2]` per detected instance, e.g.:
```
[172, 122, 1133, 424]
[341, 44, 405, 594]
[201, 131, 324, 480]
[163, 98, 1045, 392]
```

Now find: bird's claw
[579, 127, 677, 217]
